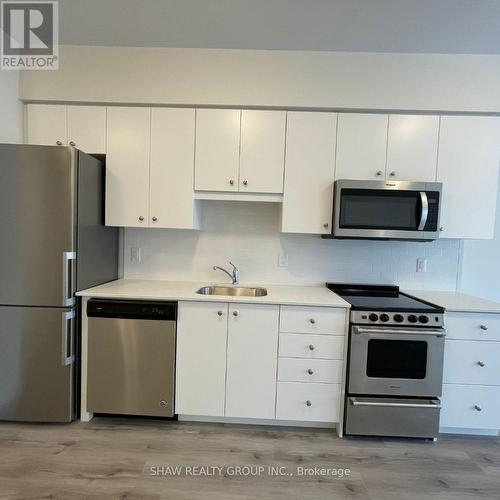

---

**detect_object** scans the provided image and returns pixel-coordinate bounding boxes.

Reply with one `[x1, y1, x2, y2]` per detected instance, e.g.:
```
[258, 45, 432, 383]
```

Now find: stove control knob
[369, 313, 379, 322]
[380, 313, 390, 322]
[419, 315, 429, 324]
[408, 314, 418, 323]
[394, 314, 404, 323]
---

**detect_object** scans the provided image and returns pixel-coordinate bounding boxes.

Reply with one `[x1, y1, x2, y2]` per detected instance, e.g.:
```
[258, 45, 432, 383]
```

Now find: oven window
[366, 339, 427, 379]
[339, 189, 420, 230]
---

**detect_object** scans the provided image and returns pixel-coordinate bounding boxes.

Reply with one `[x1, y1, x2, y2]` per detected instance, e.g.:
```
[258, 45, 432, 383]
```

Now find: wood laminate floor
[0, 418, 499, 499]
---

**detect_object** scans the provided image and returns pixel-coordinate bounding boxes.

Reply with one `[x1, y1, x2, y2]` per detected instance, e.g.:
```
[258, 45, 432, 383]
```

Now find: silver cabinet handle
[323, 223, 329, 229]
[306, 400, 312, 407]
[152, 217, 158, 222]
[308, 344, 315, 351]
[229, 179, 235, 185]
[390, 171, 396, 177]
[307, 369, 314, 375]
[477, 361, 485, 367]
[480, 325, 488, 331]
[243, 180, 248, 186]
[474, 405, 482, 412]
[376, 170, 383, 176]
[418, 191, 429, 231]
[61, 310, 75, 366]
[349, 397, 441, 409]
[217, 310, 223, 317]
[69, 141, 76, 147]
[56, 140, 63, 146]
[138, 216, 144, 222]
[440, 226, 444, 232]
[62, 251, 76, 306]
[233, 311, 238, 317]
[309, 318, 316, 324]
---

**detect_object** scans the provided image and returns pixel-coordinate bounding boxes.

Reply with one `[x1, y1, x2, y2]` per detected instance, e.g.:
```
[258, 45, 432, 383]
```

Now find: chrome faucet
[213, 262, 240, 285]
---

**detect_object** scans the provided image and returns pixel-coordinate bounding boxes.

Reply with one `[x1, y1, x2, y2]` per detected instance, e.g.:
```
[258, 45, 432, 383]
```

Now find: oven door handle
[418, 191, 429, 231]
[349, 397, 441, 409]
[353, 326, 445, 337]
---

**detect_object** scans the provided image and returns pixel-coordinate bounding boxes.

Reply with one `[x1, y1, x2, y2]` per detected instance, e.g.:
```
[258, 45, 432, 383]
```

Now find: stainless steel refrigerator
[0, 144, 119, 422]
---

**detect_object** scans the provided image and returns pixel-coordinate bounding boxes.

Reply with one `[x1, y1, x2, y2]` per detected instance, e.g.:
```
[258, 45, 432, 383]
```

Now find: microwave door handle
[418, 191, 428, 230]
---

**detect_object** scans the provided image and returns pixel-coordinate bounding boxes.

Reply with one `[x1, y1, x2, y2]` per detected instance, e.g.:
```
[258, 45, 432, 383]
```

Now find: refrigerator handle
[62, 310, 75, 366]
[63, 251, 76, 306]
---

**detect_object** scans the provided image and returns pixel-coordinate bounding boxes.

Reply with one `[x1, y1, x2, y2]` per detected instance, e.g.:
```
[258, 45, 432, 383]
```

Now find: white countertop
[76, 279, 351, 308]
[405, 290, 500, 314]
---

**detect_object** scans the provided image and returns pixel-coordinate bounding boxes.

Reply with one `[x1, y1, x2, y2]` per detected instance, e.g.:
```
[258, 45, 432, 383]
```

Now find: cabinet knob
[229, 179, 235, 185]
[307, 369, 314, 375]
[389, 171, 396, 177]
[480, 325, 488, 331]
[233, 311, 238, 317]
[69, 141, 76, 147]
[309, 318, 316, 324]
[474, 405, 482, 412]
[439, 227, 444, 232]
[376, 170, 383, 176]
[323, 223, 329, 229]
[56, 140, 63, 146]
[138, 216, 144, 222]
[308, 344, 315, 351]
[477, 361, 485, 367]
[152, 217, 158, 222]
[217, 310, 223, 317]
[306, 400, 312, 407]
[243, 180, 248, 186]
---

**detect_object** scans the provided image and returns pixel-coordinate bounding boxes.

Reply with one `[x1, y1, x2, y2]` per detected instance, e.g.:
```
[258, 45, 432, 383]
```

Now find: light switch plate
[278, 253, 289, 267]
[130, 247, 142, 264]
[416, 258, 427, 273]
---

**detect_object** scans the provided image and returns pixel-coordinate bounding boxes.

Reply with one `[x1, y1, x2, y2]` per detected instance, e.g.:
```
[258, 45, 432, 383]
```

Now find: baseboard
[440, 426, 499, 436]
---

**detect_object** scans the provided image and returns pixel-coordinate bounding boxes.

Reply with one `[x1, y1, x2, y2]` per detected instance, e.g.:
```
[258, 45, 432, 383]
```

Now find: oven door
[348, 325, 445, 397]
[333, 180, 441, 240]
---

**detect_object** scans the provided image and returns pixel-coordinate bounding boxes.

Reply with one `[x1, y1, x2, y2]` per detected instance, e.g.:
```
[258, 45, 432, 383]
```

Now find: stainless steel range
[327, 283, 445, 440]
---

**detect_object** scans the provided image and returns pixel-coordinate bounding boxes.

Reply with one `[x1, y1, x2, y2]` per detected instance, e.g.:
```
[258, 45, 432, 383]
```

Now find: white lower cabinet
[278, 358, 343, 384]
[225, 304, 279, 419]
[279, 334, 344, 359]
[276, 382, 342, 422]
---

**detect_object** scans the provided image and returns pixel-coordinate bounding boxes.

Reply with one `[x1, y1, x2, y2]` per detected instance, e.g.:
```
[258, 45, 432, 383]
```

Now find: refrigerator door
[0, 305, 75, 422]
[0, 144, 76, 307]
[76, 151, 119, 291]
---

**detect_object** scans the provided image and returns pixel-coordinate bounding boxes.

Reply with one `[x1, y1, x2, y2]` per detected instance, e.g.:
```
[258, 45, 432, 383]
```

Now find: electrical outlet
[130, 247, 142, 264]
[278, 253, 289, 267]
[416, 258, 427, 273]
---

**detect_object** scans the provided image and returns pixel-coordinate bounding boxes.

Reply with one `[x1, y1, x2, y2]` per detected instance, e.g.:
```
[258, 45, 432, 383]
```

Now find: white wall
[460, 174, 500, 301]
[124, 202, 461, 290]
[0, 71, 22, 142]
[19, 45, 500, 112]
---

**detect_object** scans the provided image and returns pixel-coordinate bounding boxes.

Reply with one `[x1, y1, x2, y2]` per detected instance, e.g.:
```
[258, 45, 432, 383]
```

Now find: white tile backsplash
[124, 201, 461, 290]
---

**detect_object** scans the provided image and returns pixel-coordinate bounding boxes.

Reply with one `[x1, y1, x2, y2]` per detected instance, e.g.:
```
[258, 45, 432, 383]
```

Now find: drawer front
[279, 333, 344, 359]
[278, 358, 343, 384]
[280, 306, 346, 335]
[445, 312, 500, 341]
[444, 340, 500, 385]
[441, 384, 500, 430]
[276, 382, 341, 422]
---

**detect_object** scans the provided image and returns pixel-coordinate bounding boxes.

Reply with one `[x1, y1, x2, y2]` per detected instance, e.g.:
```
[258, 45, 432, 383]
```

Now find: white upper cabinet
[67, 106, 106, 154]
[26, 104, 67, 146]
[386, 115, 439, 181]
[239, 110, 286, 193]
[194, 109, 241, 192]
[437, 116, 500, 239]
[281, 112, 337, 234]
[106, 107, 151, 227]
[150, 108, 199, 229]
[225, 303, 279, 419]
[335, 113, 389, 180]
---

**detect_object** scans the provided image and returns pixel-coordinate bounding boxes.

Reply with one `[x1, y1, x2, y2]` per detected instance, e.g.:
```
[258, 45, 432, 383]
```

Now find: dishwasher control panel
[87, 299, 177, 320]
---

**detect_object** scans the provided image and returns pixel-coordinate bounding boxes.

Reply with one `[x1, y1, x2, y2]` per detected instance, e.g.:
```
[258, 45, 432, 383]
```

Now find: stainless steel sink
[196, 286, 268, 297]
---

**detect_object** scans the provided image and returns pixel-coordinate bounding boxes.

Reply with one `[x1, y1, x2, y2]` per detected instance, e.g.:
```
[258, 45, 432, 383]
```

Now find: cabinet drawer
[445, 312, 500, 341]
[280, 306, 346, 334]
[276, 382, 341, 423]
[440, 384, 500, 430]
[444, 340, 500, 385]
[279, 334, 344, 359]
[278, 358, 343, 384]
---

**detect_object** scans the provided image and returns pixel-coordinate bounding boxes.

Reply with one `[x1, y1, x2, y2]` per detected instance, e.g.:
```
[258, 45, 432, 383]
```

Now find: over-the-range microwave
[325, 180, 443, 241]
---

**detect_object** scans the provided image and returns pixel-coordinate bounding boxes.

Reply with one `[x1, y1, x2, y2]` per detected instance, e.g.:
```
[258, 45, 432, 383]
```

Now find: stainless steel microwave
[329, 180, 443, 241]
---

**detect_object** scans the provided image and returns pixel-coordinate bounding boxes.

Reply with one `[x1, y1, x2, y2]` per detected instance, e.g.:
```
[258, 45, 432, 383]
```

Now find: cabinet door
[386, 115, 439, 181]
[106, 107, 151, 227]
[335, 113, 388, 180]
[281, 112, 336, 234]
[26, 104, 67, 146]
[239, 110, 286, 193]
[150, 108, 199, 229]
[67, 106, 106, 154]
[175, 302, 228, 417]
[225, 304, 279, 419]
[194, 109, 240, 192]
[437, 116, 500, 239]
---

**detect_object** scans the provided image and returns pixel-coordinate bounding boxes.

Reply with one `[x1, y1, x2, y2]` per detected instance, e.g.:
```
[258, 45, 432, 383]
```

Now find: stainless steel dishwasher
[86, 299, 177, 417]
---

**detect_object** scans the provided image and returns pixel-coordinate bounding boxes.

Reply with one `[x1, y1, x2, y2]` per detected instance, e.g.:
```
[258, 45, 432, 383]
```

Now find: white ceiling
[58, 0, 500, 54]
